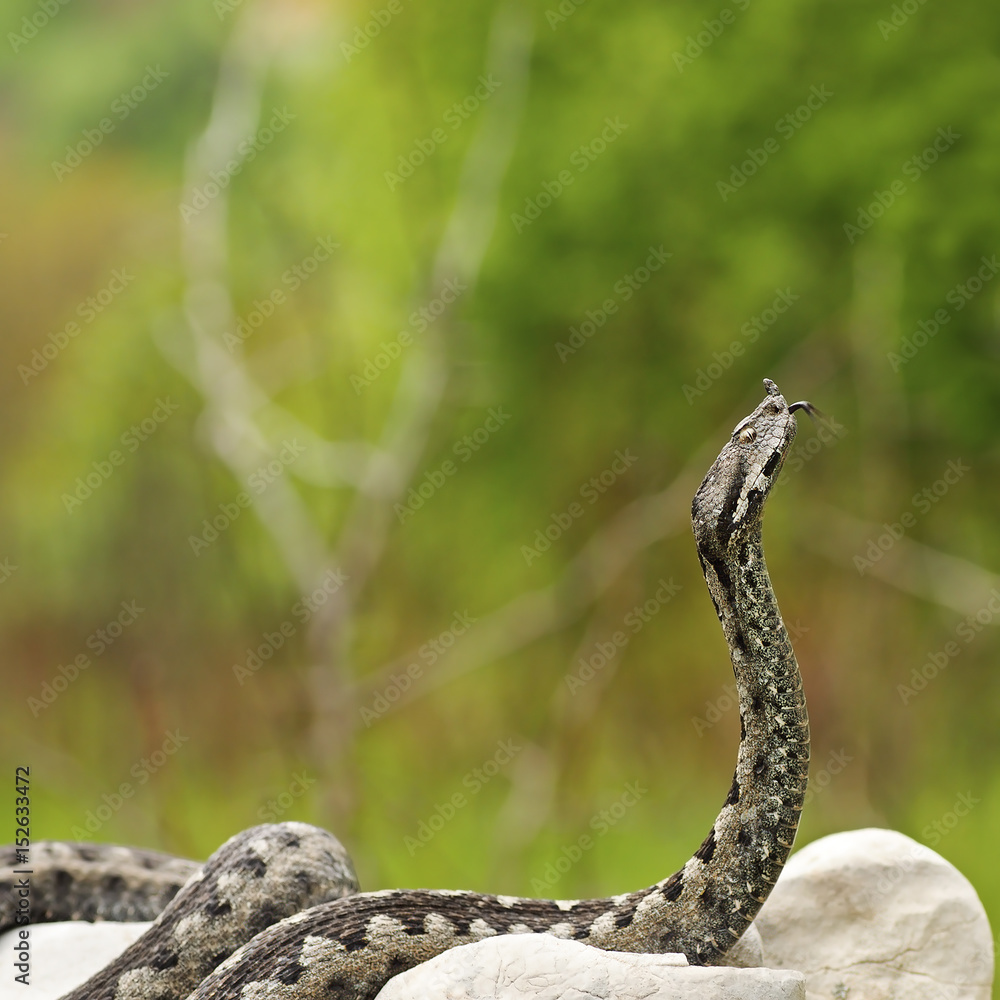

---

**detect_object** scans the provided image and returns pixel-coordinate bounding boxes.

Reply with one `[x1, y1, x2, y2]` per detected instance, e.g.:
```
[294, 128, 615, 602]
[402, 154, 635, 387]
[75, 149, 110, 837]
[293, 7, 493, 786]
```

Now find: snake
[2, 378, 813, 1000]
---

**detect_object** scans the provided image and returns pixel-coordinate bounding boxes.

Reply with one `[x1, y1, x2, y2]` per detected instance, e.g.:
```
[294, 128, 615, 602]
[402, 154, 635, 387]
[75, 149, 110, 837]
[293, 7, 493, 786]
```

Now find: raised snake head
[691, 378, 815, 558]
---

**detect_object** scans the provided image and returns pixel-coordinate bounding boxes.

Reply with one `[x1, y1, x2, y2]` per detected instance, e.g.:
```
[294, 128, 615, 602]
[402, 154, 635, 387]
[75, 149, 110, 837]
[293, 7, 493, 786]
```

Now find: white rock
[755, 827, 994, 1000]
[0, 921, 152, 1000]
[374, 934, 805, 1000]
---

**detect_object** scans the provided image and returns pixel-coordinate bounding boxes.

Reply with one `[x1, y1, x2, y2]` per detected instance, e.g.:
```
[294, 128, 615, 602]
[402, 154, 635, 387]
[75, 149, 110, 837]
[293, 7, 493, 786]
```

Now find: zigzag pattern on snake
[1, 378, 814, 1000]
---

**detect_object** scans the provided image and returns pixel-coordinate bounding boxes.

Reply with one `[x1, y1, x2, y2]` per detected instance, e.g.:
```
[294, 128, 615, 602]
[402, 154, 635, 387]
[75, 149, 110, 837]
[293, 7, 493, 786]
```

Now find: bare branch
[310, 1, 537, 661]
[157, 4, 377, 596]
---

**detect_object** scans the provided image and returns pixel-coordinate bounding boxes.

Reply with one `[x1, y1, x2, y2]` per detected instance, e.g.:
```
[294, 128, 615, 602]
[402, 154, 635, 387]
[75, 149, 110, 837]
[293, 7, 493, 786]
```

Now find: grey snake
[1, 378, 814, 999]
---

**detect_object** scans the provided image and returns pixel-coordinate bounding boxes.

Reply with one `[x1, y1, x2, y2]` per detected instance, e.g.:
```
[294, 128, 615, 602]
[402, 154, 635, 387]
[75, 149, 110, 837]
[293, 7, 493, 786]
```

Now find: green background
[1, 0, 997, 985]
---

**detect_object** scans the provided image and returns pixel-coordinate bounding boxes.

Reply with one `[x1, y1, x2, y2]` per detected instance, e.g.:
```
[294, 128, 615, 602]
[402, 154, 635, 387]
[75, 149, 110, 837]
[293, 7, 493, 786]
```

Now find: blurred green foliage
[1, 0, 998, 983]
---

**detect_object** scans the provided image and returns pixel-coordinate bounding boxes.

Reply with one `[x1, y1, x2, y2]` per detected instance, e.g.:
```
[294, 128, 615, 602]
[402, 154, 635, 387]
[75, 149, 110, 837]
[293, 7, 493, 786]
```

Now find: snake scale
[2, 378, 813, 999]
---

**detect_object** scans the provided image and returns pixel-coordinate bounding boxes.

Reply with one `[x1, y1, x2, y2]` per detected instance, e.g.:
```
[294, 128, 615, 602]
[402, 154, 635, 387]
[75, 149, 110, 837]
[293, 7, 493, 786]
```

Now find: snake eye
[739, 426, 757, 444]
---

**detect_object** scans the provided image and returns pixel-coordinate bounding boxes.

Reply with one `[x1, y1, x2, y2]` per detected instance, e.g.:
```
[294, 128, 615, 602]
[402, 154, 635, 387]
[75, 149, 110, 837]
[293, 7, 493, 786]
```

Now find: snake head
[692, 379, 814, 554]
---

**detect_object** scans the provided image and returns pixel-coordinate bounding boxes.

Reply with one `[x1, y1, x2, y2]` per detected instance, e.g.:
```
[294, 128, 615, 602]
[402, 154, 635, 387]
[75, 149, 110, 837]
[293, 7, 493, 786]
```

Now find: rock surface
[755, 827, 994, 1000]
[373, 935, 804, 1000]
[0, 920, 152, 1000]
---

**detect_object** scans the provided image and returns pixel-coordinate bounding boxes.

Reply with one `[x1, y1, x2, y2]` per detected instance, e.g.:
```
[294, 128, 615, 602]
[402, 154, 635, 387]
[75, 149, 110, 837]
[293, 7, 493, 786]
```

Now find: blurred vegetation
[1, 0, 999, 983]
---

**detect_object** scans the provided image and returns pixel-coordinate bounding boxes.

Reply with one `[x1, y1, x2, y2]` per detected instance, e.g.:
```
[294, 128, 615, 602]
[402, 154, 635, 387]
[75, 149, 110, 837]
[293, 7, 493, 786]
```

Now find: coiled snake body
[2, 379, 813, 1000]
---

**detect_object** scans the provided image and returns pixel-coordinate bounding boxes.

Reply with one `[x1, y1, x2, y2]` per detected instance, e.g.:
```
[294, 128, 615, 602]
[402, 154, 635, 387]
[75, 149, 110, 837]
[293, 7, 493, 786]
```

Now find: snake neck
[600, 522, 809, 964]
[691, 522, 810, 959]
[703, 523, 810, 881]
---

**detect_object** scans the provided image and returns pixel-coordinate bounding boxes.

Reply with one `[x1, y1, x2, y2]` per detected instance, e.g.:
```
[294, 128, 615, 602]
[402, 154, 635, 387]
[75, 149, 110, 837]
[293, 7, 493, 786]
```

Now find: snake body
[2, 379, 812, 1000]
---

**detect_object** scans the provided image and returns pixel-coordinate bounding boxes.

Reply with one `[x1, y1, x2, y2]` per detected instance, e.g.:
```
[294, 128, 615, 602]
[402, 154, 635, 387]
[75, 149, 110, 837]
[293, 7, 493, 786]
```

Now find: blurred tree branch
[809, 506, 1000, 620]
[155, 0, 535, 819]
